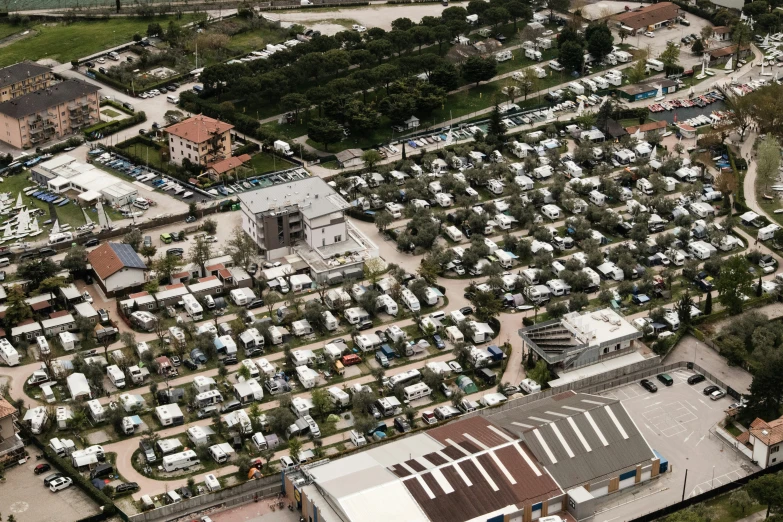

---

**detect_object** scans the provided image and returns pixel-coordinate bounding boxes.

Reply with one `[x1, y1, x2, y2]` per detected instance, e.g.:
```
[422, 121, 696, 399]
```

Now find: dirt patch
[0, 28, 37, 49]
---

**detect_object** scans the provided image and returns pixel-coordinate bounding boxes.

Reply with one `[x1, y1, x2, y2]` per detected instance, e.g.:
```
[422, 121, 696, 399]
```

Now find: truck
[274, 140, 293, 156]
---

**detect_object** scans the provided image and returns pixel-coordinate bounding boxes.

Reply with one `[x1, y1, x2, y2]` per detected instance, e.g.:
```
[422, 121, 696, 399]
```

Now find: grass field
[247, 152, 294, 175]
[0, 16, 201, 67]
[118, 142, 165, 170]
[0, 24, 24, 41]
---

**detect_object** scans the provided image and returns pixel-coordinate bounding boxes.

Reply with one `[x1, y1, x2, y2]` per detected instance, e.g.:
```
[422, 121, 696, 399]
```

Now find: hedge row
[101, 99, 135, 115]
[83, 111, 147, 139]
[234, 141, 261, 156]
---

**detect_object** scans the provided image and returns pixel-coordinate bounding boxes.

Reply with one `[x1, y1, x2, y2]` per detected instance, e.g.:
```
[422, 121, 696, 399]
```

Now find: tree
[362, 149, 382, 170]
[748, 355, 783, 419]
[430, 63, 460, 91]
[202, 218, 218, 235]
[18, 258, 57, 289]
[308, 118, 343, 151]
[507, 1, 531, 31]
[226, 226, 257, 270]
[618, 28, 629, 45]
[747, 473, 783, 518]
[757, 135, 781, 190]
[288, 437, 302, 462]
[715, 255, 753, 315]
[659, 41, 681, 69]
[123, 228, 143, 251]
[732, 22, 752, 71]
[461, 56, 497, 87]
[559, 40, 585, 73]
[548, 0, 570, 21]
[375, 211, 394, 232]
[691, 38, 705, 55]
[626, 58, 648, 84]
[704, 291, 712, 315]
[586, 23, 613, 63]
[4, 287, 32, 329]
[528, 359, 551, 386]
[61, 245, 88, 274]
[675, 291, 694, 329]
[154, 254, 181, 285]
[725, 93, 754, 141]
[730, 490, 753, 516]
[487, 104, 507, 146]
[281, 93, 310, 121]
[468, 288, 502, 322]
[188, 236, 213, 278]
[139, 244, 157, 263]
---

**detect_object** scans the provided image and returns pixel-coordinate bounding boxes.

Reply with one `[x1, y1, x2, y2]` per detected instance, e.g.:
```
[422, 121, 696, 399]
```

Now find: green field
[247, 152, 295, 175]
[0, 16, 201, 67]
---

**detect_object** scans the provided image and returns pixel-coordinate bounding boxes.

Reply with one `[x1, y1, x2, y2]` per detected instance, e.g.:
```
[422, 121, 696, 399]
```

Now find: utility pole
[681, 468, 688, 501]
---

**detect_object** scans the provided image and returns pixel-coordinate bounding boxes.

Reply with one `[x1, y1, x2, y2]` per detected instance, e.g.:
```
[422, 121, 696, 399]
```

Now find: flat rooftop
[238, 176, 350, 220]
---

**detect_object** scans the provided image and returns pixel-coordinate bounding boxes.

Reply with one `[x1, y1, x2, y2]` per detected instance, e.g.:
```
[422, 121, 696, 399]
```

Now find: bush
[522, 317, 535, 326]
[234, 141, 260, 156]
[83, 111, 146, 140]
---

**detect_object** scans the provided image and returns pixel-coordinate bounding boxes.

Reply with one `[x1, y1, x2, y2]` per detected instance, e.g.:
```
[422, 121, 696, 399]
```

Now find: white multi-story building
[239, 176, 377, 282]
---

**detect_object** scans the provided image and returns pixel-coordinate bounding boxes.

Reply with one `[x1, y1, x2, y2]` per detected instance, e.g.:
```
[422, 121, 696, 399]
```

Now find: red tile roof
[713, 26, 731, 34]
[199, 275, 219, 283]
[87, 242, 147, 280]
[748, 416, 783, 446]
[165, 115, 233, 144]
[218, 269, 232, 279]
[710, 44, 749, 58]
[614, 2, 679, 30]
[31, 301, 51, 311]
[208, 154, 250, 175]
[49, 310, 70, 318]
[206, 264, 225, 272]
[625, 120, 668, 134]
[0, 398, 16, 419]
[128, 291, 149, 299]
[164, 283, 185, 290]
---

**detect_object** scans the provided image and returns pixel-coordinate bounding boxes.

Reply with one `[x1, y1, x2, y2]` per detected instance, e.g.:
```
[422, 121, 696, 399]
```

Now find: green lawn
[224, 23, 291, 55]
[0, 24, 24, 41]
[0, 16, 202, 67]
[117, 142, 165, 170]
[101, 108, 121, 118]
[247, 152, 294, 174]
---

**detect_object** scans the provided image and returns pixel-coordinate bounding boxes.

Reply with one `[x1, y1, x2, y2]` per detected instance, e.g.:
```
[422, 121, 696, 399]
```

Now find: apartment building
[239, 176, 351, 260]
[165, 115, 233, 166]
[0, 79, 100, 148]
[0, 62, 55, 102]
[0, 398, 24, 467]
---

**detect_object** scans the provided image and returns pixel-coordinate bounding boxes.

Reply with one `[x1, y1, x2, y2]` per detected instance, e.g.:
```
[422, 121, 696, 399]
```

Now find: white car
[448, 361, 463, 373]
[454, 265, 465, 275]
[352, 24, 366, 32]
[710, 389, 726, 401]
[763, 265, 776, 274]
[97, 57, 106, 64]
[644, 31, 655, 38]
[82, 292, 93, 304]
[49, 477, 73, 492]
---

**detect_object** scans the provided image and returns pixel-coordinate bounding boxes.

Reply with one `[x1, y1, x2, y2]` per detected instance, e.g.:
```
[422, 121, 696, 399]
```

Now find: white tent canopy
[67, 373, 91, 400]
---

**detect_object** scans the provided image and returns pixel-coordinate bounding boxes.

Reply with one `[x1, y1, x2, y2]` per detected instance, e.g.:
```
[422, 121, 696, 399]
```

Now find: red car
[34, 463, 51, 475]
[341, 354, 362, 366]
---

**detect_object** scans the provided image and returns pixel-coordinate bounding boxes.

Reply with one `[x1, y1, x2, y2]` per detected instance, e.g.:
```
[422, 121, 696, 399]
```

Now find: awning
[429, 287, 444, 297]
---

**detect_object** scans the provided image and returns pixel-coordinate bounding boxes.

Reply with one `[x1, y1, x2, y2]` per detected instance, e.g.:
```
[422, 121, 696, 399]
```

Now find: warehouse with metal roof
[284, 393, 665, 522]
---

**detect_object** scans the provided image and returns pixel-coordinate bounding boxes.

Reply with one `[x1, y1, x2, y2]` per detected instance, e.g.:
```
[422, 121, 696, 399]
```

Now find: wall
[126, 475, 281, 522]
[105, 268, 146, 294]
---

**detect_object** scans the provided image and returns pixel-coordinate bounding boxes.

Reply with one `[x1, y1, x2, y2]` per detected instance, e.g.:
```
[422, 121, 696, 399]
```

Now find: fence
[126, 474, 281, 522]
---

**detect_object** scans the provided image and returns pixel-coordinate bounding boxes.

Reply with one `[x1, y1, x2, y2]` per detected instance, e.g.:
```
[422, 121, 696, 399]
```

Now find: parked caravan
[445, 226, 463, 242]
[519, 378, 541, 394]
[162, 450, 199, 472]
[401, 289, 420, 312]
[525, 48, 542, 61]
[322, 311, 339, 331]
[403, 382, 432, 401]
[182, 294, 203, 321]
[637, 178, 654, 195]
[107, 365, 126, 388]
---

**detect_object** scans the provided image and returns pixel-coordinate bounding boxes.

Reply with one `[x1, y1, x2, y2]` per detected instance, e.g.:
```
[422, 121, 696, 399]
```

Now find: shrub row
[83, 111, 147, 140]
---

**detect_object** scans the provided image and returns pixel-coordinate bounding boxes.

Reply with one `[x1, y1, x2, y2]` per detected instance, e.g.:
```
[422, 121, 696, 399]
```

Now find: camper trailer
[445, 226, 463, 242]
[182, 294, 203, 321]
[107, 365, 126, 388]
[162, 450, 199, 472]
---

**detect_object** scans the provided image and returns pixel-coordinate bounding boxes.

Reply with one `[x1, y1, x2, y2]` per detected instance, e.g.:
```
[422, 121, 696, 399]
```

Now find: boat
[764, 194, 774, 200]
[662, 131, 672, 137]
[654, 84, 665, 102]
[517, 305, 535, 311]
[775, 209, 783, 214]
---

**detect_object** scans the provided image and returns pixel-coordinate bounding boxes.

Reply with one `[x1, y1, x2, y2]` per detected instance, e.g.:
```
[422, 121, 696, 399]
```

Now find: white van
[0, 257, 9, 268]
[36, 336, 50, 355]
[350, 429, 367, 447]
[167, 95, 179, 104]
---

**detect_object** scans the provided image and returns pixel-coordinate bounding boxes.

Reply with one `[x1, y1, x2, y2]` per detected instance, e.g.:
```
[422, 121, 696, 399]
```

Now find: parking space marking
[689, 469, 749, 498]
[641, 401, 698, 437]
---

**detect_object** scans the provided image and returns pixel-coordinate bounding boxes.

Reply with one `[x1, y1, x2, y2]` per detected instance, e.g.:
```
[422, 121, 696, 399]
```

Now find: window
[615, 343, 621, 351]
[603, 347, 609, 354]
[773, 445, 780, 453]
[334, 235, 342, 242]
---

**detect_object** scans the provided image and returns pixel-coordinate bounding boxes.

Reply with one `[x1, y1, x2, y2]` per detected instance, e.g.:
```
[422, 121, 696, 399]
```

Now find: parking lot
[3, 460, 102, 522]
[592, 370, 758, 521]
